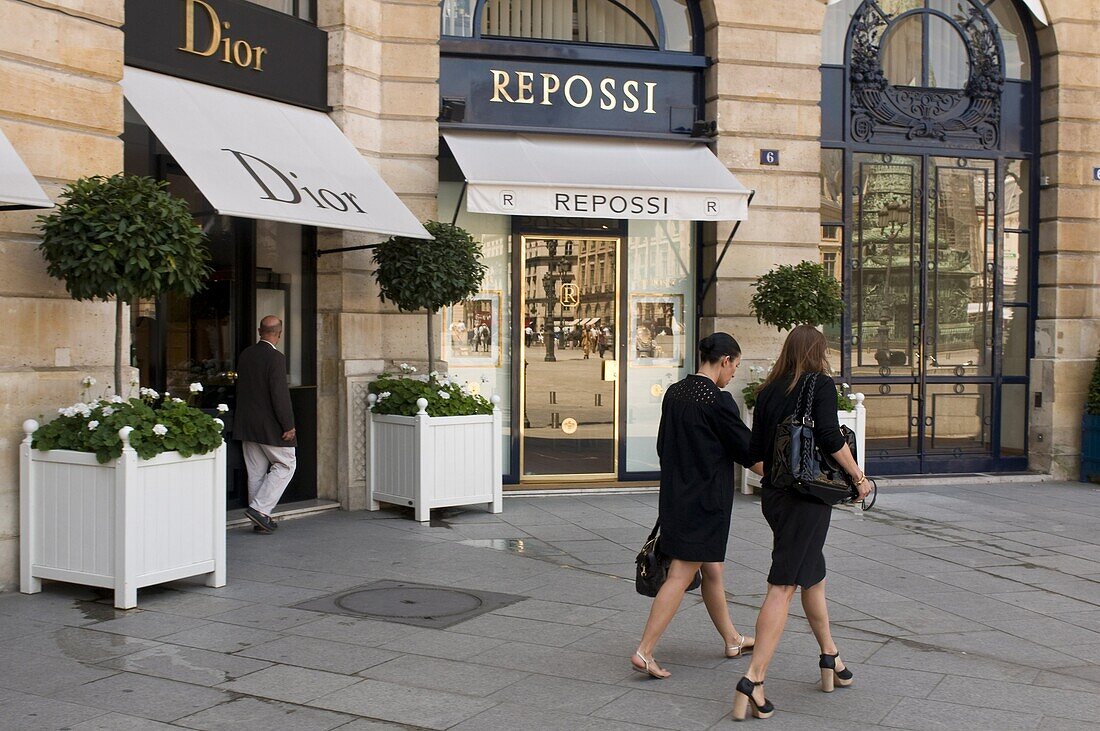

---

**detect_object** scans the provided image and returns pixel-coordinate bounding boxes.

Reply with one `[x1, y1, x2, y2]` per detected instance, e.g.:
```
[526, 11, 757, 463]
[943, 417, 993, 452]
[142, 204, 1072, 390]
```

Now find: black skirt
[761, 486, 831, 588]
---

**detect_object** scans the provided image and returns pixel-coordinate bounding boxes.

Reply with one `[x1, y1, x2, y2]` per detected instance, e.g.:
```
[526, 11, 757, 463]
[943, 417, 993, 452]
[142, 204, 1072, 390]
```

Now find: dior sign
[223, 149, 368, 215]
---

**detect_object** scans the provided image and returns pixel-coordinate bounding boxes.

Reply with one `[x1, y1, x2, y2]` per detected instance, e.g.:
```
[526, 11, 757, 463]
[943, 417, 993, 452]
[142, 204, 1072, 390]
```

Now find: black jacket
[749, 372, 845, 488]
[234, 341, 296, 447]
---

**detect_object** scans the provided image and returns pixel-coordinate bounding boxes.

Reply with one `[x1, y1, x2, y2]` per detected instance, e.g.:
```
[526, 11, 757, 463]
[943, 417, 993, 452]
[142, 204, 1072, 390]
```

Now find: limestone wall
[701, 0, 828, 400]
[319, 0, 440, 507]
[0, 0, 125, 589]
[1032, 0, 1100, 478]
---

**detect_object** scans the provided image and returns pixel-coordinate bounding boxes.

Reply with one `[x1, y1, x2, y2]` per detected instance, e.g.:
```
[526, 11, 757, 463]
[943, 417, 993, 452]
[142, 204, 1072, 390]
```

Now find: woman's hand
[851, 472, 872, 501]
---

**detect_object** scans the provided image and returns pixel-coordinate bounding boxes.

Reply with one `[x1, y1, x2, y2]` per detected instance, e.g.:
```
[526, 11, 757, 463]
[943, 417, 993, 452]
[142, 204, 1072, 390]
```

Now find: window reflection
[480, 0, 659, 47]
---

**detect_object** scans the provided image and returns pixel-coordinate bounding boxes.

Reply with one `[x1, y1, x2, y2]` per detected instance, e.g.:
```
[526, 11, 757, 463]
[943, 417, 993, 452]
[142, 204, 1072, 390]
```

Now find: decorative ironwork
[849, 1, 1004, 148]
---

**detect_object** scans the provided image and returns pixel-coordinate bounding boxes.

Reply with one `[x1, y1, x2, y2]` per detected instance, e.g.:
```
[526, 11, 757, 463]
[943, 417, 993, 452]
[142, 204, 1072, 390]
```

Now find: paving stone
[0, 690, 108, 729]
[237, 634, 398, 674]
[50, 672, 231, 723]
[174, 696, 352, 730]
[376, 627, 510, 660]
[359, 654, 525, 696]
[931, 676, 1100, 723]
[470, 641, 637, 683]
[593, 687, 731, 730]
[0, 588, 123, 627]
[98, 644, 271, 686]
[491, 597, 620, 626]
[284, 614, 421, 647]
[307, 679, 496, 730]
[448, 701, 647, 731]
[177, 578, 331, 607]
[486, 672, 630, 714]
[2, 626, 161, 663]
[0, 615, 61, 642]
[217, 664, 360, 704]
[448, 612, 600, 647]
[865, 638, 1039, 682]
[89, 612, 207, 640]
[0, 648, 118, 694]
[120, 589, 251, 618]
[990, 591, 1100, 615]
[67, 711, 177, 729]
[157, 621, 282, 652]
[205, 604, 327, 631]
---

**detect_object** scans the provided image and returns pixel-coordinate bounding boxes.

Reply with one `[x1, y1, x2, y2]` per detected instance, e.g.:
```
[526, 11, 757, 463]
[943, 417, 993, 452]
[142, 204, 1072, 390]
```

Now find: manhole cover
[294, 580, 525, 629]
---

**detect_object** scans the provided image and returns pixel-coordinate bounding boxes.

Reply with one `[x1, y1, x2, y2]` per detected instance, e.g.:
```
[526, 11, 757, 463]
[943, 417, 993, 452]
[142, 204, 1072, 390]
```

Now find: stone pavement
[3, 480, 1100, 730]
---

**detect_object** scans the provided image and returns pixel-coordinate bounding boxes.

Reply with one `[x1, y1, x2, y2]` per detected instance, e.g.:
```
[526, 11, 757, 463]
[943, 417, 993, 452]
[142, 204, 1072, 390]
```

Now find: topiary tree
[750, 261, 843, 332]
[1088, 349, 1100, 416]
[372, 221, 487, 373]
[37, 174, 210, 396]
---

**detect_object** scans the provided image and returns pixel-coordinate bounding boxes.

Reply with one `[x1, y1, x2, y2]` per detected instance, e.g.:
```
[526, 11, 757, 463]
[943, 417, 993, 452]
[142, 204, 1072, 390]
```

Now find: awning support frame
[697, 190, 755, 308]
[450, 181, 468, 226]
[316, 243, 381, 258]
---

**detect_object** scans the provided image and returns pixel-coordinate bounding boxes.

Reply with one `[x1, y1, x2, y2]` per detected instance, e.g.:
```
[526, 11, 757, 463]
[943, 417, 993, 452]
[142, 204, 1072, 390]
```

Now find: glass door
[851, 152, 1005, 473]
[519, 236, 619, 481]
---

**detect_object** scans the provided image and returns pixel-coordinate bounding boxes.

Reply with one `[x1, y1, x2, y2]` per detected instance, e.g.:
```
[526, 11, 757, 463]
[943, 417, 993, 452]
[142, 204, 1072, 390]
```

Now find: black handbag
[771, 373, 876, 509]
[635, 520, 703, 597]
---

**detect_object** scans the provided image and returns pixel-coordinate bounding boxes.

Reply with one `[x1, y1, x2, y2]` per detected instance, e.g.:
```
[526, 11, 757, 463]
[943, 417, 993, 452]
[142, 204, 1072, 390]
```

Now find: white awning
[121, 67, 429, 239]
[443, 130, 750, 221]
[0, 128, 51, 210]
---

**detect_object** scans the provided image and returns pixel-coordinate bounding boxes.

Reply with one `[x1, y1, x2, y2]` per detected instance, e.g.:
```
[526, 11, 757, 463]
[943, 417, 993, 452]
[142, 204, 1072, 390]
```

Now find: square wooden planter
[367, 395, 503, 523]
[20, 421, 227, 609]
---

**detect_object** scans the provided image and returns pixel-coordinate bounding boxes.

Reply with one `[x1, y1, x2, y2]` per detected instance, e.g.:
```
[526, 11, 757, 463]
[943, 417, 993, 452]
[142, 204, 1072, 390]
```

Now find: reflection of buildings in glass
[576, 238, 615, 324]
[855, 163, 979, 367]
[524, 238, 616, 337]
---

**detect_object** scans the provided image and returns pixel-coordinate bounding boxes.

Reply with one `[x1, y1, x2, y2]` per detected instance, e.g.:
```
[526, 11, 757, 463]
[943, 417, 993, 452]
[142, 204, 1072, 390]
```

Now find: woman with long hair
[632, 333, 764, 679]
[731, 325, 872, 721]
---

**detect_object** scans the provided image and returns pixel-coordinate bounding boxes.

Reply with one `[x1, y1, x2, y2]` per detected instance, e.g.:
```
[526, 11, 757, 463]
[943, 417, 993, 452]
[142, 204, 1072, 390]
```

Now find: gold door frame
[519, 235, 621, 483]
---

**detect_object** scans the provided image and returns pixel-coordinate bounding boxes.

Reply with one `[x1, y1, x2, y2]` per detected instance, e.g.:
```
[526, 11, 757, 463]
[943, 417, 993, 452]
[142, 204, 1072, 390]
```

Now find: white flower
[189, 382, 203, 393]
[152, 424, 168, 437]
[87, 420, 99, 430]
[438, 390, 451, 400]
[429, 370, 439, 379]
[101, 407, 114, 417]
[377, 391, 391, 401]
[216, 403, 229, 413]
[81, 376, 96, 388]
[841, 382, 850, 389]
[399, 363, 413, 373]
[140, 387, 160, 399]
[172, 397, 185, 404]
[109, 395, 124, 404]
[73, 402, 92, 418]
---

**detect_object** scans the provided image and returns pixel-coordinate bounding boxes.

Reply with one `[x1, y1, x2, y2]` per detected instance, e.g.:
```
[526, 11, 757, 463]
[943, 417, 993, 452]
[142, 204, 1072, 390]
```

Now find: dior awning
[0, 128, 52, 210]
[442, 130, 751, 221]
[121, 67, 429, 239]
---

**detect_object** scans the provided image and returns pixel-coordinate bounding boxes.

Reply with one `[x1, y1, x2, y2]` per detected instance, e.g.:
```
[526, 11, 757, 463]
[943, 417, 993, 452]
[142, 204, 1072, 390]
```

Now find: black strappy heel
[732, 676, 774, 720]
[819, 652, 854, 692]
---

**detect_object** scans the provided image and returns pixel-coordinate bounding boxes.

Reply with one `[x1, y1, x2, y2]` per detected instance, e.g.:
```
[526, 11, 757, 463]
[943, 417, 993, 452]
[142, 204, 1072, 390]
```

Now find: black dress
[657, 374, 754, 562]
[748, 373, 846, 588]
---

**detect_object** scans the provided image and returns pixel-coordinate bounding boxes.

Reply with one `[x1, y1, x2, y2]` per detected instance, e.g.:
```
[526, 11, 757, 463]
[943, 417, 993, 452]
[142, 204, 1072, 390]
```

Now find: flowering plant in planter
[741, 365, 854, 411]
[368, 364, 492, 418]
[32, 379, 224, 463]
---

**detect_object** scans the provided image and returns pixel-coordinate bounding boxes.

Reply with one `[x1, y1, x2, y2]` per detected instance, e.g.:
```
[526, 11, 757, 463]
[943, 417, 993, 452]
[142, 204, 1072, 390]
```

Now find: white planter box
[20, 421, 226, 609]
[367, 396, 503, 523]
[740, 393, 866, 495]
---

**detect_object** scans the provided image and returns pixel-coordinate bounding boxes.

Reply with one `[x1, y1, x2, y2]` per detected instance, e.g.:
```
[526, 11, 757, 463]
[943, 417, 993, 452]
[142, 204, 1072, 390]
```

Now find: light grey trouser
[242, 441, 297, 516]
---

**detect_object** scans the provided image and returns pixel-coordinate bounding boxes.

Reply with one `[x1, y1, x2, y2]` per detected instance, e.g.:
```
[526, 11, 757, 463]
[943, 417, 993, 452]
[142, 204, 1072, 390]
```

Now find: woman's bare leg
[699, 562, 751, 652]
[741, 583, 797, 704]
[633, 559, 702, 677]
[801, 580, 845, 671]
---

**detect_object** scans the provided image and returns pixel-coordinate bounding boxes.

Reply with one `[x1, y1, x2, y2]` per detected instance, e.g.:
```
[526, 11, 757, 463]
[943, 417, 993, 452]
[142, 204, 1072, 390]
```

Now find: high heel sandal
[731, 676, 774, 721]
[725, 633, 755, 658]
[819, 652, 854, 693]
[632, 651, 669, 679]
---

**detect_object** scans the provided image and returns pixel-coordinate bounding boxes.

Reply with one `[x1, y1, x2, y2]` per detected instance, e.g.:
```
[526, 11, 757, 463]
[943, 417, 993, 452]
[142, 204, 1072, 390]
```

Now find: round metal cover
[335, 586, 484, 620]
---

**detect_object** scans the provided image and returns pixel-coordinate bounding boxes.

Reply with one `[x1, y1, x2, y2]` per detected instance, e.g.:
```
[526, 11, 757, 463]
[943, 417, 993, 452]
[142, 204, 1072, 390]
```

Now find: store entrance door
[520, 236, 619, 481]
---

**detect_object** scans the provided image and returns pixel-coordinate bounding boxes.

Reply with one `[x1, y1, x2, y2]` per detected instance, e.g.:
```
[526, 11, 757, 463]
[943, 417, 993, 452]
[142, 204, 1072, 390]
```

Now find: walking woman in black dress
[632, 333, 763, 679]
[731, 325, 872, 721]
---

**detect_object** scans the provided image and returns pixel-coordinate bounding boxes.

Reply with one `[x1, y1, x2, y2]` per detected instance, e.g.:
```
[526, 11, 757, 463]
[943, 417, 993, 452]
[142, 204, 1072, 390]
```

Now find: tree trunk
[426, 309, 435, 374]
[115, 297, 124, 397]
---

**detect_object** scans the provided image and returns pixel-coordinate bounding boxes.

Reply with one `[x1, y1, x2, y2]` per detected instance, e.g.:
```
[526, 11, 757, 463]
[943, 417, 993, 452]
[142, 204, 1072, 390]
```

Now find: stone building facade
[1, 0, 1098, 587]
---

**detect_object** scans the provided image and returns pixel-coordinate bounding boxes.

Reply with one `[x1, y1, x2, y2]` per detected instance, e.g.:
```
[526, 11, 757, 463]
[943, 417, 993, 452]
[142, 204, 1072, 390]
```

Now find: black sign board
[125, 0, 327, 111]
[439, 57, 699, 136]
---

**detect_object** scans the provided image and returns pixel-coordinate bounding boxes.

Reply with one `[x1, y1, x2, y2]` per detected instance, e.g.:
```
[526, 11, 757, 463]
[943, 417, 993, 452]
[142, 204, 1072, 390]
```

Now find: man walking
[235, 316, 296, 534]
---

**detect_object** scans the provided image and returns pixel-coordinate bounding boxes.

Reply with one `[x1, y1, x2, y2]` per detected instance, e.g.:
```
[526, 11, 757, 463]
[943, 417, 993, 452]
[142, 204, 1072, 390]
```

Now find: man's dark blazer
[234, 340, 296, 447]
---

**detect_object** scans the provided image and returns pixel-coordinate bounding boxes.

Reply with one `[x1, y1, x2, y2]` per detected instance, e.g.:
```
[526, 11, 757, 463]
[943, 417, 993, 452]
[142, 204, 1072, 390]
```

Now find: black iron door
[849, 151, 1027, 474]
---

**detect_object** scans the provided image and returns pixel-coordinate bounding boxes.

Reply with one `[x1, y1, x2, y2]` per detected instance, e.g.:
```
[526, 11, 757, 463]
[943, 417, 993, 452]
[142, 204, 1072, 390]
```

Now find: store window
[442, 0, 695, 52]
[244, 0, 316, 21]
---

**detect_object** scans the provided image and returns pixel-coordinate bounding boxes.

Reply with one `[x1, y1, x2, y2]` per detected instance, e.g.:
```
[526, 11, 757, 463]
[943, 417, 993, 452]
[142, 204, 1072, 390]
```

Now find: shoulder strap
[795, 373, 818, 422]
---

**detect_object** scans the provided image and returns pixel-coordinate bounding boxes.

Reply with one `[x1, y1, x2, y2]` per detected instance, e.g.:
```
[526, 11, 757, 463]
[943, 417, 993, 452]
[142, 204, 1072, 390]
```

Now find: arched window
[442, 0, 697, 52]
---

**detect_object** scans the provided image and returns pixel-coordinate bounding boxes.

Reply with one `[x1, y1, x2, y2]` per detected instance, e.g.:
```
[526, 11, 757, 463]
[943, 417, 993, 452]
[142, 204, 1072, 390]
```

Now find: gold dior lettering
[490, 69, 657, 114]
[179, 0, 268, 71]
